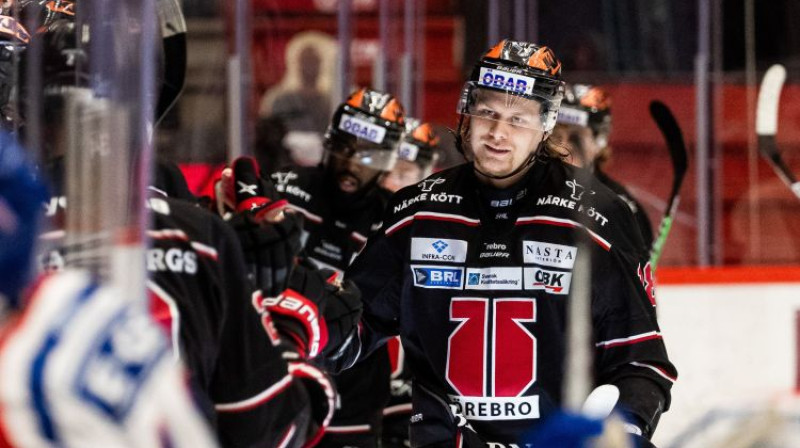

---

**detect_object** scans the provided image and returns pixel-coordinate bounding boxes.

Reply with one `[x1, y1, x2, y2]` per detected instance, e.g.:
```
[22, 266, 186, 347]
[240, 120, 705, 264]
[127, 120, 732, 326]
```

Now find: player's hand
[227, 156, 288, 222]
[226, 157, 303, 296]
[274, 260, 363, 359]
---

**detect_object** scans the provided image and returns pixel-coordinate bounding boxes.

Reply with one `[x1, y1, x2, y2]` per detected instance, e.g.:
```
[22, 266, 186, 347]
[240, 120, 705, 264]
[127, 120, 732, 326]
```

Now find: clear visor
[457, 81, 561, 132]
[327, 142, 398, 172]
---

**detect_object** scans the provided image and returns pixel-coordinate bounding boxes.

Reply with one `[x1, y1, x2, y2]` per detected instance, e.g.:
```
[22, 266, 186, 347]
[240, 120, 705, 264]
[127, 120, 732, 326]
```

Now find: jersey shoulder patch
[387, 165, 468, 221]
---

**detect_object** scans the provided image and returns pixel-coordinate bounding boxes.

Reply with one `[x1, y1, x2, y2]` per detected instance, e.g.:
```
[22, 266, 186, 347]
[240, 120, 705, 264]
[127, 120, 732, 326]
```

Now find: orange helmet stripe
[484, 40, 506, 59]
[528, 47, 561, 76]
[46, 1, 75, 16]
[411, 123, 439, 146]
[380, 98, 405, 124]
[580, 87, 611, 110]
[347, 88, 366, 108]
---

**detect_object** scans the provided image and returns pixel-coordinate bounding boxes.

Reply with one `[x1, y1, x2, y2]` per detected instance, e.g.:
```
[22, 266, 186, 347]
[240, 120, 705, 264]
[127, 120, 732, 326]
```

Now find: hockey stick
[648, 101, 689, 269]
[756, 64, 800, 199]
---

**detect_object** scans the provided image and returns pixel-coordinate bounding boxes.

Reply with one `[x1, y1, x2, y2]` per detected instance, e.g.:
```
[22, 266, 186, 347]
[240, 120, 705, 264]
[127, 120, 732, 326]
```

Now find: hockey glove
[226, 157, 304, 296]
[274, 260, 363, 359]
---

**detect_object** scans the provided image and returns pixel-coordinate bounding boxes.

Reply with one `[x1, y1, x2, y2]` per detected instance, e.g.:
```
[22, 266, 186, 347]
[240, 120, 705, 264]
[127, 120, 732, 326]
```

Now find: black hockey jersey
[339, 158, 677, 447]
[594, 168, 654, 254]
[39, 158, 333, 448]
[271, 166, 388, 275]
[271, 165, 392, 447]
[147, 195, 323, 448]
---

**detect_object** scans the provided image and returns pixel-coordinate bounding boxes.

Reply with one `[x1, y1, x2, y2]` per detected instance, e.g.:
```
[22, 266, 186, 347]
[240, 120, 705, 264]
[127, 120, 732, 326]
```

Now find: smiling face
[465, 89, 547, 187]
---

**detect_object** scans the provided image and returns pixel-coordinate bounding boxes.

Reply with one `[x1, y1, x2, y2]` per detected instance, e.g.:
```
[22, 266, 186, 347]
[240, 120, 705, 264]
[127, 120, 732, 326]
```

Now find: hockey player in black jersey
[552, 84, 654, 253]
[327, 40, 678, 448]
[271, 88, 407, 448]
[25, 5, 355, 446]
[271, 87, 405, 276]
[380, 118, 440, 448]
[381, 118, 441, 193]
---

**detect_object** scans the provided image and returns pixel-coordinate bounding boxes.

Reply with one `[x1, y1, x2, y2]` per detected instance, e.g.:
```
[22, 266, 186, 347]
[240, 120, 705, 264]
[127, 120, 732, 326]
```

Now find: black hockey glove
[227, 157, 304, 296]
[267, 259, 363, 359]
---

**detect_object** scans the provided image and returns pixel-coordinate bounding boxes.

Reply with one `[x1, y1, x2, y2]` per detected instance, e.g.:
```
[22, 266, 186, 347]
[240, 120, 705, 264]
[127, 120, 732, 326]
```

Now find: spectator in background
[260, 31, 337, 167]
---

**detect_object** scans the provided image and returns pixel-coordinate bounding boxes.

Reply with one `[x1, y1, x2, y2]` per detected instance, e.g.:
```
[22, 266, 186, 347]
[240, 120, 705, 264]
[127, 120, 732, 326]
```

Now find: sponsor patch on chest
[411, 265, 464, 289]
[411, 238, 468, 263]
[523, 267, 572, 295]
[465, 267, 522, 290]
[522, 241, 577, 268]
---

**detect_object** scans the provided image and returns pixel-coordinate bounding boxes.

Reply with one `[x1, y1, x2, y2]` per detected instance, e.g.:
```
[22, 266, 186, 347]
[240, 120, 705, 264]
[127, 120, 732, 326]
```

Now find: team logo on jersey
[448, 395, 540, 421]
[411, 238, 468, 263]
[522, 241, 577, 269]
[271, 171, 298, 186]
[479, 242, 510, 259]
[411, 265, 464, 289]
[465, 267, 522, 290]
[237, 181, 258, 195]
[146, 248, 198, 274]
[418, 177, 445, 192]
[524, 267, 572, 295]
[565, 179, 595, 201]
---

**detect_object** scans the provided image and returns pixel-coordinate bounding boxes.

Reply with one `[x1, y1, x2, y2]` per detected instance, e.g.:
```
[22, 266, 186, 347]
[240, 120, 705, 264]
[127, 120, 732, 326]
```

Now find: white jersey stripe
[325, 424, 372, 433]
[595, 331, 661, 348]
[382, 403, 413, 416]
[385, 212, 481, 236]
[190, 241, 218, 261]
[276, 423, 297, 448]
[630, 361, 677, 383]
[287, 204, 323, 224]
[214, 374, 293, 412]
[147, 229, 189, 241]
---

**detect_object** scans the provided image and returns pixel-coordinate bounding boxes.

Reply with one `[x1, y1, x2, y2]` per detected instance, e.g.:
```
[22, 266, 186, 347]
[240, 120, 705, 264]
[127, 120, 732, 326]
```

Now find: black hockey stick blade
[649, 101, 688, 201]
[649, 101, 689, 268]
[756, 64, 800, 198]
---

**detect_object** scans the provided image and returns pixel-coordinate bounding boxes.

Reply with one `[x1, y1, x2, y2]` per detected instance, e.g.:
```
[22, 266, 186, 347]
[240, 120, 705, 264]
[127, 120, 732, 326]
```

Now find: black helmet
[325, 87, 406, 172]
[557, 83, 612, 148]
[457, 39, 565, 133]
[34, 0, 185, 123]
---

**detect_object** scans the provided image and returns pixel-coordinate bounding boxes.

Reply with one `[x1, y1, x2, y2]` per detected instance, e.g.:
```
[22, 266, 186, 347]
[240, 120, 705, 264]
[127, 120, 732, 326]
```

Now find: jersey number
[446, 298, 537, 397]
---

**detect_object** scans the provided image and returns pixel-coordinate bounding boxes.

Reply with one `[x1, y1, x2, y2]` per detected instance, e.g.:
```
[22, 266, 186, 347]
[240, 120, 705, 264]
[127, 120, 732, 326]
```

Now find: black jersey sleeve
[325, 193, 410, 373]
[150, 197, 333, 448]
[588, 198, 677, 438]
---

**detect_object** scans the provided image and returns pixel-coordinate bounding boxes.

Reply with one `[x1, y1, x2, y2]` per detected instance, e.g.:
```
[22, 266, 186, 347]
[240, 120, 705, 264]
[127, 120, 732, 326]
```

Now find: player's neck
[475, 162, 534, 190]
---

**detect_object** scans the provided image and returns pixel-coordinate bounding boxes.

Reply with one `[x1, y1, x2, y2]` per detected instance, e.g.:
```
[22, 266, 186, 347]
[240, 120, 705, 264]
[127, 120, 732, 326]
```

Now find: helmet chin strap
[472, 137, 545, 181]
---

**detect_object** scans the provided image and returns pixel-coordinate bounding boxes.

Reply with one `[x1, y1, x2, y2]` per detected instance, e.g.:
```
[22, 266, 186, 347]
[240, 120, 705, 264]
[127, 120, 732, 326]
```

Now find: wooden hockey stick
[756, 64, 800, 199]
